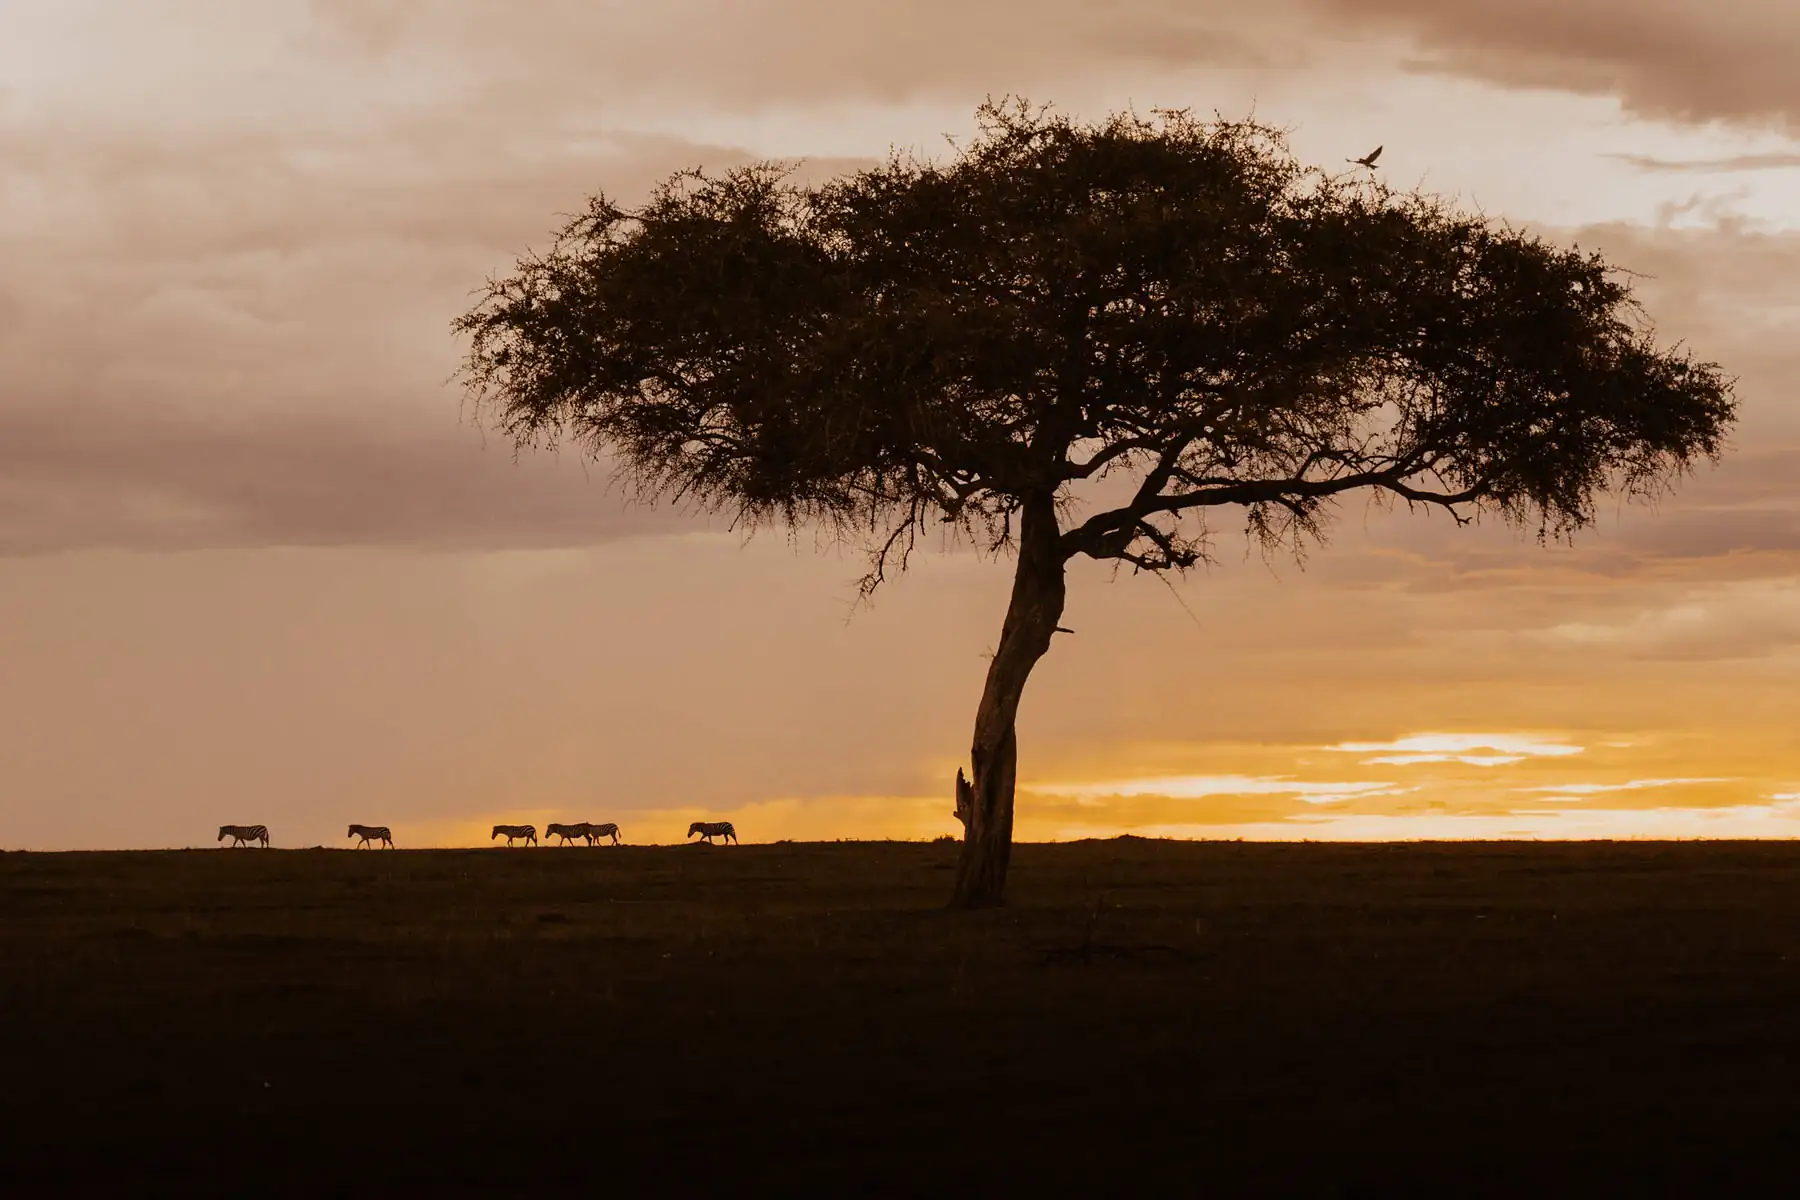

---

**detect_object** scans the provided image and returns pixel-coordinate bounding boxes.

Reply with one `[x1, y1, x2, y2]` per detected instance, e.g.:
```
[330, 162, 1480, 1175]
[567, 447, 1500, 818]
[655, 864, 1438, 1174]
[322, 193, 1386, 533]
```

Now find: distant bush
[932, 834, 958, 845]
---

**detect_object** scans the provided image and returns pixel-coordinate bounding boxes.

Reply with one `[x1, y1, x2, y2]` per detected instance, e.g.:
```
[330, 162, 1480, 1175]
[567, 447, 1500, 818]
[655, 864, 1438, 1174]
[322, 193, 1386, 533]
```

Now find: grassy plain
[5, 838, 1800, 1194]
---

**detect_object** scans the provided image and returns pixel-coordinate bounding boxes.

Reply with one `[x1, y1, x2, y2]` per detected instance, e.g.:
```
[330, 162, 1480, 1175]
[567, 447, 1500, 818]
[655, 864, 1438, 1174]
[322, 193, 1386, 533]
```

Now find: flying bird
[1348, 145, 1383, 168]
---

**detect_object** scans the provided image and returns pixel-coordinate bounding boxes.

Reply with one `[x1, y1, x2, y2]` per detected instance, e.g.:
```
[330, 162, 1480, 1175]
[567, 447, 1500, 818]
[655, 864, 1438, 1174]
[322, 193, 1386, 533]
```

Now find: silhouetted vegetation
[456, 101, 1736, 907]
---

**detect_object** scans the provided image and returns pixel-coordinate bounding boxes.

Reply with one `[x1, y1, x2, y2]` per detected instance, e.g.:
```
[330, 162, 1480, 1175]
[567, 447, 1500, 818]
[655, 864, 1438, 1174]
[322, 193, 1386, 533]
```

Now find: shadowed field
[5, 839, 1800, 1193]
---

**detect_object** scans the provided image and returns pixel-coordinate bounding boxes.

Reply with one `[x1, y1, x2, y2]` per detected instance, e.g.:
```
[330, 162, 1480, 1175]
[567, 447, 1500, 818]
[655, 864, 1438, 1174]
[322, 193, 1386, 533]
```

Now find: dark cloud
[304, 1, 1296, 104]
[0, 96, 869, 553]
[0, 405, 689, 555]
[3, 3, 1796, 560]
[1302, 0, 1800, 131]
[294, 0, 1800, 132]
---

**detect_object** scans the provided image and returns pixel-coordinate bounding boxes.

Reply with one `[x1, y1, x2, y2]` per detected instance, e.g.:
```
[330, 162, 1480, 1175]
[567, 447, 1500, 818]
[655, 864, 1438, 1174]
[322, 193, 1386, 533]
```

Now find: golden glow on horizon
[391, 732, 1794, 849]
[1031, 775, 1405, 803]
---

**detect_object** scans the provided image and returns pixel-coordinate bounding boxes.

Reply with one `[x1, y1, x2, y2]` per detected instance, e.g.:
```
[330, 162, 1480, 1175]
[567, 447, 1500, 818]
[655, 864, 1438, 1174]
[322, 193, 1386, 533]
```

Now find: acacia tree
[454, 102, 1734, 909]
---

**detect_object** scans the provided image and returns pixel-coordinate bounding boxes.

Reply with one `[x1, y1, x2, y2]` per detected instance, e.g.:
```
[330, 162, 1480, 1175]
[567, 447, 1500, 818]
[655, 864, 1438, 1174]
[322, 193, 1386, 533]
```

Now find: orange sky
[3, 1, 1799, 849]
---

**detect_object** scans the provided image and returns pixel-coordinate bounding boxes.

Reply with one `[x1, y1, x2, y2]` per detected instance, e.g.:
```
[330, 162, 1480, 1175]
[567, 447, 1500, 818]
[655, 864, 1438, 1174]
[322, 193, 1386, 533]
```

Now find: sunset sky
[3, 1, 1799, 849]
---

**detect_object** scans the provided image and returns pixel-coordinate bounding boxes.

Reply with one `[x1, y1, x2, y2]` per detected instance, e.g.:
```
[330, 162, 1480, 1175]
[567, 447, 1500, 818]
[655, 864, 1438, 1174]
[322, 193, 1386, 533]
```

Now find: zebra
[585, 822, 621, 846]
[545, 822, 590, 845]
[491, 824, 538, 846]
[686, 821, 737, 845]
[218, 824, 269, 848]
[347, 824, 393, 848]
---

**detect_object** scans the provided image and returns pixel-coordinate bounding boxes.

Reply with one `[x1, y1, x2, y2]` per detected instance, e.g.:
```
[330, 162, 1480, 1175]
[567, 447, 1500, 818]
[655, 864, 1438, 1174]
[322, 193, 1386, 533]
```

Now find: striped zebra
[347, 824, 393, 848]
[686, 821, 737, 845]
[585, 822, 621, 846]
[491, 824, 538, 846]
[545, 822, 590, 845]
[218, 824, 269, 848]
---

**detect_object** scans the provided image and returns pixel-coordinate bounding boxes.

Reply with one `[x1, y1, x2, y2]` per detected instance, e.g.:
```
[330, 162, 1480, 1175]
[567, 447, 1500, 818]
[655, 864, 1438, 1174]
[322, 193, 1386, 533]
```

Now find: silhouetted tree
[454, 101, 1735, 908]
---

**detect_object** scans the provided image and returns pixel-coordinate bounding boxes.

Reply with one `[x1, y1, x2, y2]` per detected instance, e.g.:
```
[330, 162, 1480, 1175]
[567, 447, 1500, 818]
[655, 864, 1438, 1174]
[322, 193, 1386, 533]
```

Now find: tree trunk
[949, 492, 1067, 909]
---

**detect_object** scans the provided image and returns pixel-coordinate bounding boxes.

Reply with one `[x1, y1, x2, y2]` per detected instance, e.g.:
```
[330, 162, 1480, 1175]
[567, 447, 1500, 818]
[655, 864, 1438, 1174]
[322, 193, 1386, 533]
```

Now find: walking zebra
[686, 821, 737, 845]
[545, 822, 590, 845]
[218, 824, 269, 848]
[585, 822, 621, 846]
[347, 824, 393, 848]
[491, 824, 538, 846]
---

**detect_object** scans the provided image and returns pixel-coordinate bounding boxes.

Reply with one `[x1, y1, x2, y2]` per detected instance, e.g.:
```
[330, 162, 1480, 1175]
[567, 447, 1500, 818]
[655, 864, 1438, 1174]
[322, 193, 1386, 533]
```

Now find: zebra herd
[216, 819, 739, 847]
[545, 821, 622, 845]
[494, 822, 623, 846]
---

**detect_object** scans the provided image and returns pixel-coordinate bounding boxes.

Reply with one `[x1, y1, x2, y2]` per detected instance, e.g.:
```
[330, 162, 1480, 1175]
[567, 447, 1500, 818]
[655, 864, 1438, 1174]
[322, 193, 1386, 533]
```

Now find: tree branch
[1062, 463, 1490, 563]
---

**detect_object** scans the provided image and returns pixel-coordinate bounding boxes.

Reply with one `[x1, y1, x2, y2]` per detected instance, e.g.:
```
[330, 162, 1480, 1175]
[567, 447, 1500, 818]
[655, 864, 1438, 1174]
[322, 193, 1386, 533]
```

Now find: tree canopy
[455, 101, 1736, 907]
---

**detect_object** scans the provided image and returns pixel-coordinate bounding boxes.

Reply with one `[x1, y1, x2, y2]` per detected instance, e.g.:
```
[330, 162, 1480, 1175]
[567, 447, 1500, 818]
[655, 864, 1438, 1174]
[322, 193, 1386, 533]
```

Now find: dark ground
[4, 839, 1800, 1195]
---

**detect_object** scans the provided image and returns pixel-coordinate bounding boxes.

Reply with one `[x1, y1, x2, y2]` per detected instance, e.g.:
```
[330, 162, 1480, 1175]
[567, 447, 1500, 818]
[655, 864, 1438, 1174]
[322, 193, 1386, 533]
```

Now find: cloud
[1524, 578, 1800, 663]
[1301, 0, 1800, 131]
[1518, 777, 1735, 797]
[300, 0, 1301, 107]
[1361, 755, 1528, 766]
[0, 406, 690, 555]
[1325, 733, 1584, 766]
[1608, 152, 1800, 173]
[2, 10, 1794, 582]
[0, 98, 869, 552]
[23, 0, 1794, 137]
[1120, 797, 1800, 841]
[292, 0, 1800, 135]
[12, 64, 1790, 565]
